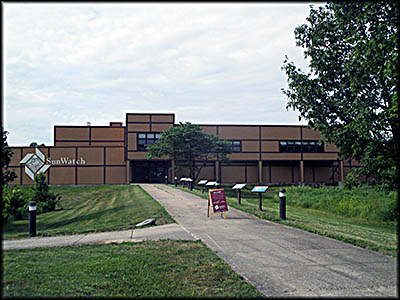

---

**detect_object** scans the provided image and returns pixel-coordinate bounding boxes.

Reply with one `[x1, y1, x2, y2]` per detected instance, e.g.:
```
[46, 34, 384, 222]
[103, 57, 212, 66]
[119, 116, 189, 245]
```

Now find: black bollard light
[165, 175, 168, 184]
[29, 201, 37, 237]
[279, 189, 286, 220]
[174, 177, 177, 187]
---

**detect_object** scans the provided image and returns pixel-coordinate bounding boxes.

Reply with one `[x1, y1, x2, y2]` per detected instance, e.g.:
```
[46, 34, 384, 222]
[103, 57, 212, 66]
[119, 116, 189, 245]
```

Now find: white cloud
[3, 2, 321, 146]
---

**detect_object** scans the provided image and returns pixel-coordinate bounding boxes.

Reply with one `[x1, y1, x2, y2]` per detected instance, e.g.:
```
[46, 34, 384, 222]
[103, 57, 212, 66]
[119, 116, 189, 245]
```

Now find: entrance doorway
[130, 161, 169, 183]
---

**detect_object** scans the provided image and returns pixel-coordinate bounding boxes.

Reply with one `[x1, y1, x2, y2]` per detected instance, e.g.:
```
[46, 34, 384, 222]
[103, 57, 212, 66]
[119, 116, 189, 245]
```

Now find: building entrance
[130, 161, 169, 183]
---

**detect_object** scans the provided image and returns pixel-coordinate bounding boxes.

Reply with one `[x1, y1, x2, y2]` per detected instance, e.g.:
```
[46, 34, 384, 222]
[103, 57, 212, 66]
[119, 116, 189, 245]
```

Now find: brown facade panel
[9, 148, 22, 166]
[151, 114, 174, 123]
[261, 141, 279, 152]
[22, 169, 47, 185]
[91, 142, 124, 146]
[106, 147, 125, 165]
[127, 124, 150, 132]
[221, 166, 246, 183]
[49, 148, 76, 161]
[127, 152, 146, 160]
[262, 166, 270, 183]
[200, 125, 217, 135]
[261, 153, 301, 160]
[91, 127, 124, 141]
[271, 166, 292, 183]
[196, 166, 216, 182]
[314, 166, 333, 183]
[151, 123, 173, 132]
[303, 153, 338, 160]
[242, 141, 259, 152]
[77, 167, 104, 185]
[127, 114, 150, 123]
[50, 167, 75, 185]
[228, 153, 259, 160]
[302, 127, 322, 140]
[325, 143, 339, 152]
[293, 166, 300, 182]
[261, 126, 300, 140]
[55, 127, 90, 141]
[247, 165, 259, 183]
[127, 133, 137, 151]
[56, 142, 90, 146]
[105, 166, 126, 184]
[77, 148, 104, 165]
[218, 126, 259, 140]
[304, 167, 314, 182]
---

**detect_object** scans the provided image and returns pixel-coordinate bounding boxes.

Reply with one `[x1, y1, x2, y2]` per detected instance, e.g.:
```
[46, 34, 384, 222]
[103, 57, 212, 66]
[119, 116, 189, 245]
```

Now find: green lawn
[3, 185, 175, 239]
[176, 185, 398, 257]
[2, 240, 264, 298]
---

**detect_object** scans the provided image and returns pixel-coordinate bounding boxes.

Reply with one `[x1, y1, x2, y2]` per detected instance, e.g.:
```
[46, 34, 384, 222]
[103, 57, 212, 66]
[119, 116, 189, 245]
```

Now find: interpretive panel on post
[232, 183, 246, 190]
[209, 189, 228, 213]
[251, 186, 269, 193]
[198, 180, 208, 185]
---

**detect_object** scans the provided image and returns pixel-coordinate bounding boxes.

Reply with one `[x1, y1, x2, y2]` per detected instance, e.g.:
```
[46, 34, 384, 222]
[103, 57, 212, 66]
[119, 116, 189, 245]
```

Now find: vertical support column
[215, 161, 220, 182]
[126, 160, 130, 184]
[171, 160, 175, 182]
[258, 161, 263, 184]
[340, 159, 344, 182]
[300, 160, 304, 183]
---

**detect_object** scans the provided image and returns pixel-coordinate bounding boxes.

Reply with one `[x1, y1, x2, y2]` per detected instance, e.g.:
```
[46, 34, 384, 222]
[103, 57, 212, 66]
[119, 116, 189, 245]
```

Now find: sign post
[251, 186, 269, 211]
[208, 189, 228, 219]
[232, 183, 246, 205]
[197, 180, 208, 193]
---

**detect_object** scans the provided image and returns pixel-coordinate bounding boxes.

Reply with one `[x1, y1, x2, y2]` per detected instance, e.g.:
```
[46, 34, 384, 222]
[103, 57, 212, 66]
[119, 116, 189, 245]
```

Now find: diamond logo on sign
[20, 148, 51, 181]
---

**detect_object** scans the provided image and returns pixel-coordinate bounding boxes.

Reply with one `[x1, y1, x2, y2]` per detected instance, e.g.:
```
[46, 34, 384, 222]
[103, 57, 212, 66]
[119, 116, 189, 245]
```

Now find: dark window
[227, 140, 241, 152]
[279, 140, 324, 153]
[137, 133, 161, 151]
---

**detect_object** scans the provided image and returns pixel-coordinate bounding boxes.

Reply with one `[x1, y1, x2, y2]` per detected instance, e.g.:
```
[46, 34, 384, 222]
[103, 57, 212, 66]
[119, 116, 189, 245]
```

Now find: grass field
[176, 184, 398, 257]
[2, 240, 263, 298]
[3, 185, 175, 239]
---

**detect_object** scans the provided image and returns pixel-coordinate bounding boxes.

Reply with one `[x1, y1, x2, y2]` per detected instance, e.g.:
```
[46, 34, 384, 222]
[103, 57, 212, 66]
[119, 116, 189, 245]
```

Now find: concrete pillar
[171, 160, 175, 182]
[126, 160, 130, 184]
[258, 161, 263, 184]
[215, 161, 220, 182]
[300, 160, 304, 183]
[340, 160, 344, 182]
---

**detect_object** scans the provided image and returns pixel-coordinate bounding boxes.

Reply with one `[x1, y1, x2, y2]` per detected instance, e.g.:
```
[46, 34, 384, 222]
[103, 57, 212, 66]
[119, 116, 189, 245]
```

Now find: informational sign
[208, 189, 228, 219]
[197, 180, 208, 185]
[251, 186, 269, 193]
[232, 183, 246, 190]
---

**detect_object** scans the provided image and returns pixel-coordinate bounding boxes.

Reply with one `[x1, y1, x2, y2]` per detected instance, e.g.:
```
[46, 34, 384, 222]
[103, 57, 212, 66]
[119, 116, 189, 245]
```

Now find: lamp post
[29, 202, 37, 237]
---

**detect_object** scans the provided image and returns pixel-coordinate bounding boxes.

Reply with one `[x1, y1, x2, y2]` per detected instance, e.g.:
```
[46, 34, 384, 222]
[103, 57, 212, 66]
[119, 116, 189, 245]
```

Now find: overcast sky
[3, 2, 322, 146]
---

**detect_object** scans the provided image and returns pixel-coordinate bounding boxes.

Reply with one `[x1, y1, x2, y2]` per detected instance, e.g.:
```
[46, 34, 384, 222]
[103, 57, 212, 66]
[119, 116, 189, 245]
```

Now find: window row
[226, 140, 241, 152]
[279, 140, 324, 153]
[137, 133, 162, 151]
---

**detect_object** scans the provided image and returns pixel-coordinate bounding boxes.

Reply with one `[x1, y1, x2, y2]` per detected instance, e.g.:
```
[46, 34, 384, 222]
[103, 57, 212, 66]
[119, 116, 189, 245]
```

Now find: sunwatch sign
[47, 157, 86, 165]
[20, 148, 86, 180]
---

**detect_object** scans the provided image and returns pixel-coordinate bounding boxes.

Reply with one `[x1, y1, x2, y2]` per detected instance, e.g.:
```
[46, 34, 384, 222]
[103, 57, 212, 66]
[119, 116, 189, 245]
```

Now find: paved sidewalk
[140, 184, 397, 297]
[3, 223, 196, 250]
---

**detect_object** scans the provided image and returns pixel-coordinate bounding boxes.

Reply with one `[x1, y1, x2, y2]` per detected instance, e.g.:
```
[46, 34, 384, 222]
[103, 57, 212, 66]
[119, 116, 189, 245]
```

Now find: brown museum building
[8, 112, 360, 186]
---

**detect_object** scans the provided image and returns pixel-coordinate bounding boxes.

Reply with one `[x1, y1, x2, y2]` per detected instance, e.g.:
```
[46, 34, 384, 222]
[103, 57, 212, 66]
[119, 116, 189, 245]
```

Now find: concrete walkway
[140, 184, 397, 297]
[3, 223, 196, 250]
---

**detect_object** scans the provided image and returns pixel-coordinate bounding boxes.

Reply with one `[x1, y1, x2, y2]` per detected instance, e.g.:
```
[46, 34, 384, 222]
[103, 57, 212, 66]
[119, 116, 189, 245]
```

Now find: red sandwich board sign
[208, 189, 228, 219]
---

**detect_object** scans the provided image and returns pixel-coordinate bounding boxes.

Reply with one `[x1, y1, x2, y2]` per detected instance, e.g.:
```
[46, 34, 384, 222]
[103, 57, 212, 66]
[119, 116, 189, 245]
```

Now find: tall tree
[282, 2, 398, 190]
[1, 127, 17, 188]
[145, 122, 232, 181]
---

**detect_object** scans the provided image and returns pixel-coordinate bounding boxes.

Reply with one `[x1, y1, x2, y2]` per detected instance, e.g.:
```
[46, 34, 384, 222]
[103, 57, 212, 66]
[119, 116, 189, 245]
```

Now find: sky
[3, 2, 322, 146]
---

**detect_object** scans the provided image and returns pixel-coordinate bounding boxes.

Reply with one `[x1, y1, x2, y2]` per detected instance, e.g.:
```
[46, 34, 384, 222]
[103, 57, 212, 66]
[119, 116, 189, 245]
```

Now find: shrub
[285, 185, 397, 222]
[31, 173, 62, 213]
[2, 187, 28, 221]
